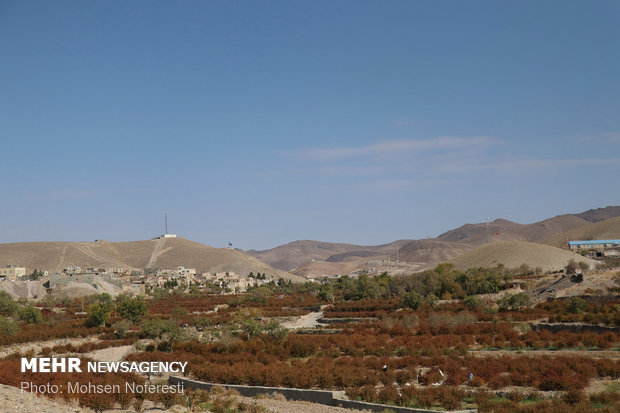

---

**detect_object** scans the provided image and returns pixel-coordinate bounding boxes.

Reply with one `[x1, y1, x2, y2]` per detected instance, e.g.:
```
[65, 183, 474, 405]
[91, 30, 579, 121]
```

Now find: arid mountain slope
[250, 206, 620, 276]
[436, 219, 524, 245]
[450, 240, 599, 272]
[0, 238, 301, 281]
[247, 239, 412, 271]
[437, 206, 620, 246]
[390, 239, 474, 265]
[574, 206, 620, 222]
[540, 216, 620, 249]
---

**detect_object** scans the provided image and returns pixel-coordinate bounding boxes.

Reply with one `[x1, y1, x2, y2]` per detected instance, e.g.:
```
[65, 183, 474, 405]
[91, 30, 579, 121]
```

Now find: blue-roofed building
[568, 239, 620, 250]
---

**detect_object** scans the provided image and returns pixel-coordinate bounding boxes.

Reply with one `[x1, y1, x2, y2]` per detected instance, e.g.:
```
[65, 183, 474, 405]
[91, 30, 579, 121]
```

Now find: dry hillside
[541, 216, 620, 249]
[0, 238, 302, 282]
[437, 218, 524, 245]
[450, 240, 599, 272]
[388, 239, 474, 265]
[247, 239, 412, 271]
[437, 206, 620, 246]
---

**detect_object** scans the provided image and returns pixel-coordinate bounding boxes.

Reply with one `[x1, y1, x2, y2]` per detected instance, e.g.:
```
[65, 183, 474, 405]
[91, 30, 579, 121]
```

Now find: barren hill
[0, 238, 302, 282]
[574, 206, 620, 222]
[436, 219, 525, 245]
[450, 240, 599, 272]
[437, 206, 620, 246]
[540, 216, 620, 249]
[390, 239, 474, 265]
[247, 239, 412, 271]
[249, 206, 620, 277]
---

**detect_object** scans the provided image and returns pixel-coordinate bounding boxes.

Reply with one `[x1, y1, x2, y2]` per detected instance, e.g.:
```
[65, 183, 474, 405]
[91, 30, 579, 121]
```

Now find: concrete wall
[169, 376, 472, 413]
[531, 323, 620, 334]
[317, 317, 378, 324]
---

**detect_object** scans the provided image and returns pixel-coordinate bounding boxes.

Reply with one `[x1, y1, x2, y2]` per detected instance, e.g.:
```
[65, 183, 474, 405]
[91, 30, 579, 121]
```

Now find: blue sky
[1, 1, 619, 250]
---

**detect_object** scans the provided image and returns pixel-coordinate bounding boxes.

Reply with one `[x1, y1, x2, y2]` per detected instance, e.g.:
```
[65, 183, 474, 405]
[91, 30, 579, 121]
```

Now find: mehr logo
[21, 357, 188, 374]
[21, 358, 82, 373]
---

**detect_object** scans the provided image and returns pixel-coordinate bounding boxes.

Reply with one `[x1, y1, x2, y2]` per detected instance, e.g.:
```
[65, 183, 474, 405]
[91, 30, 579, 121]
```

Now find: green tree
[86, 302, 112, 327]
[117, 297, 148, 324]
[16, 305, 43, 324]
[234, 309, 263, 339]
[112, 320, 132, 338]
[0, 315, 18, 335]
[163, 279, 178, 289]
[567, 297, 587, 314]
[85, 293, 113, 306]
[27, 269, 44, 280]
[497, 292, 532, 311]
[464, 295, 483, 310]
[140, 319, 183, 352]
[402, 290, 423, 310]
[0, 291, 17, 315]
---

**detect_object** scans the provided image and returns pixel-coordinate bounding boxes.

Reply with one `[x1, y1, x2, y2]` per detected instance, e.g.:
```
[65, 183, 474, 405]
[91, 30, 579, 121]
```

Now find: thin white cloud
[578, 131, 620, 144]
[285, 136, 501, 162]
[433, 157, 620, 174]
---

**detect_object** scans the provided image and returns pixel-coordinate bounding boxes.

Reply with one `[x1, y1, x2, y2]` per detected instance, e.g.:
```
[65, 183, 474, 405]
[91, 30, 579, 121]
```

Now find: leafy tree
[567, 297, 587, 314]
[318, 284, 335, 303]
[26, 269, 44, 280]
[497, 292, 532, 311]
[0, 315, 18, 335]
[0, 291, 17, 314]
[464, 295, 483, 310]
[264, 319, 288, 342]
[112, 320, 132, 338]
[86, 302, 112, 327]
[117, 297, 148, 324]
[16, 305, 43, 324]
[85, 293, 113, 306]
[402, 290, 423, 310]
[234, 309, 263, 339]
[141, 318, 183, 351]
[163, 279, 178, 289]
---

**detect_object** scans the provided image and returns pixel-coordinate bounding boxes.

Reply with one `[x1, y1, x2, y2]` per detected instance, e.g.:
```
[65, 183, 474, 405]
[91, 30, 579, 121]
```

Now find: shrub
[464, 296, 483, 310]
[402, 291, 423, 310]
[15, 305, 43, 324]
[0, 315, 17, 335]
[0, 291, 17, 314]
[117, 297, 148, 324]
[86, 303, 112, 327]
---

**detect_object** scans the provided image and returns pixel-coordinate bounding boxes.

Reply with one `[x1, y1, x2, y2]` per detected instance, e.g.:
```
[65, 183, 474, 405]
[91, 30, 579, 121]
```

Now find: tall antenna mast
[485, 217, 490, 243]
[164, 211, 168, 235]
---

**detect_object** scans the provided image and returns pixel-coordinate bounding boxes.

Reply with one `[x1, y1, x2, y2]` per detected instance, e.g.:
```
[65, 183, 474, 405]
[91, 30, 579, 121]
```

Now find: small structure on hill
[0, 264, 26, 281]
[568, 239, 620, 250]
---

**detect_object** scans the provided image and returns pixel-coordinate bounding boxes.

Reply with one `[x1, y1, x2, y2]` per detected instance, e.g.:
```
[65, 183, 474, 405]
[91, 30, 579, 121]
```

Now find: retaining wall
[169, 376, 472, 413]
[531, 323, 620, 334]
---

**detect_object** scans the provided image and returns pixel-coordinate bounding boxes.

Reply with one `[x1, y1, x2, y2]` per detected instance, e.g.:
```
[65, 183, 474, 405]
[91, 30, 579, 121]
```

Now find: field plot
[0, 265, 619, 412]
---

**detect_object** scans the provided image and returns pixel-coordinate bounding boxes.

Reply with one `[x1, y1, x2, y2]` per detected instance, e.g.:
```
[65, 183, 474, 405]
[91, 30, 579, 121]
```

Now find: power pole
[164, 211, 168, 235]
[485, 217, 490, 243]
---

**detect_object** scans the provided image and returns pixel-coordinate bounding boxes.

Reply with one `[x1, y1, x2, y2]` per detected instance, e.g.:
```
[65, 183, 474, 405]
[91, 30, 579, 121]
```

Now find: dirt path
[281, 305, 330, 329]
[234, 395, 371, 413]
[0, 336, 99, 359]
[54, 245, 67, 273]
[146, 237, 166, 268]
[470, 349, 620, 359]
[86, 345, 134, 362]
